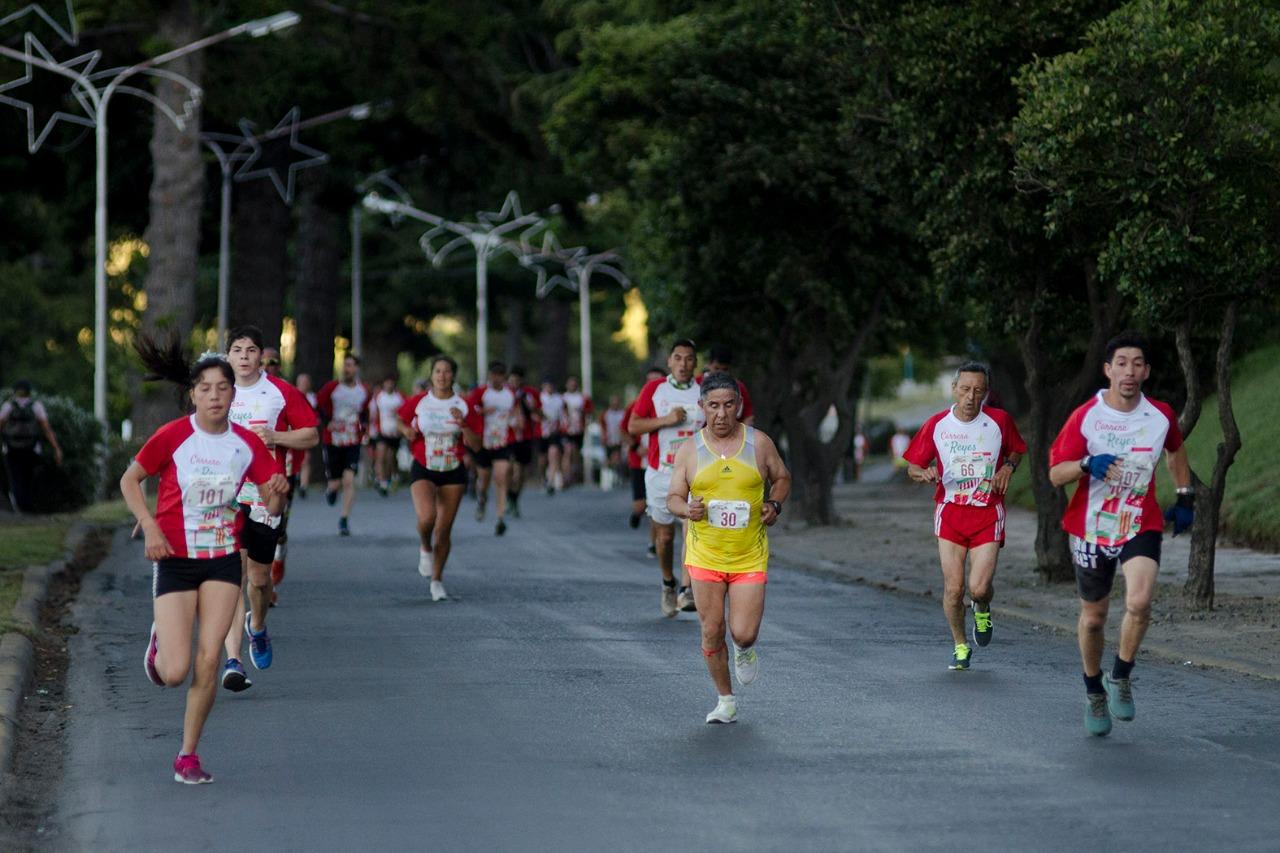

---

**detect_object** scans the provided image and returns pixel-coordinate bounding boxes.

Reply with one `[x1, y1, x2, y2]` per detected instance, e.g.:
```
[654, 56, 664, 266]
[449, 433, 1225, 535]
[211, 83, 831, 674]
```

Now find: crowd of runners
[115, 323, 1192, 782]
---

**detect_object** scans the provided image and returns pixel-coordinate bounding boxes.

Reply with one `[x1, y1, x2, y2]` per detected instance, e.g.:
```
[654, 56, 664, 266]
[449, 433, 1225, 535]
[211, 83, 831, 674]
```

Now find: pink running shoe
[144, 623, 163, 687]
[173, 753, 212, 784]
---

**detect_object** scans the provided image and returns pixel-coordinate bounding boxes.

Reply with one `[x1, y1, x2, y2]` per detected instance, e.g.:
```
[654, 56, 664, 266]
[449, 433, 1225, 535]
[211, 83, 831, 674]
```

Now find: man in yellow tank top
[667, 373, 791, 724]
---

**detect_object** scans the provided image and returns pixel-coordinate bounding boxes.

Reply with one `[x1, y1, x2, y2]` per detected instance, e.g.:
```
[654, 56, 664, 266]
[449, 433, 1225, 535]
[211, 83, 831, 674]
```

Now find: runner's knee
[1079, 608, 1107, 633]
[245, 563, 270, 589]
[730, 625, 758, 649]
[700, 617, 725, 644]
[1125, 598, 1152, 622]
[969, 581, 993, 604]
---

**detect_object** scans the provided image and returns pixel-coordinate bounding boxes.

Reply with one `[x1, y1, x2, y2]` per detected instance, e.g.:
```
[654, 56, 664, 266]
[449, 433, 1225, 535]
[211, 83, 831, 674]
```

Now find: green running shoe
[949, 643, 972, 671]
[1085, 692, 1112, 737]
[971, 604, 993, 648]
[1104, 673, 1135, 721]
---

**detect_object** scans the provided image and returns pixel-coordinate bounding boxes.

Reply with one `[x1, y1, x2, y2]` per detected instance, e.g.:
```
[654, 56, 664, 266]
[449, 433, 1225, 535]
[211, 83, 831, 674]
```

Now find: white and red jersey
[562, 391, 593, 436]
[632, 376, 704, 472]
[317, 380, 372, 447]
[135, 415, 278, 559]
[904, 406, 1026, 507]
[399, 391, 467, 472]
[1051, 391, 1183, 547]
[509, 385, 541, 443]
[465, 384, 515, 451]
[601, 408, 626, 446]
[620, 402, 645, 470]
[228, 372, 317, 505]
[370, 388, 405, 439]
[288, 384, 319, 478]
[540, 392, 566, 435]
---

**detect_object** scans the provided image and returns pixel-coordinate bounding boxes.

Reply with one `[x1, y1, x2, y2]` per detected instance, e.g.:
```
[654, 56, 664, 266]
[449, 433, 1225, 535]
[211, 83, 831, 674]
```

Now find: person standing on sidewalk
[123, 338, 288, 783]
[1049, 331, 1192, 737]
[316, 355, 372, 536]
[0, 379, 63, 512]
[666, 372, 790, 724]
[904, 362, 1025, 672]
[628, 339, 705, 616]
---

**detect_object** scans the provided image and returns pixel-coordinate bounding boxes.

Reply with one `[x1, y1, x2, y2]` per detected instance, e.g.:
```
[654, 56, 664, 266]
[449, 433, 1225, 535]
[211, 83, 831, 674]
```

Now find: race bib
[950, 451, 995, 504]
[186, 474, 240, 554]
[663, 429, 696, 469]
[186, 474, 238, 511]
[425, 432, 460, 471]
[484, 415, 509, 450]
[707, 499, 750, 530]
[331, 419, 358, 446]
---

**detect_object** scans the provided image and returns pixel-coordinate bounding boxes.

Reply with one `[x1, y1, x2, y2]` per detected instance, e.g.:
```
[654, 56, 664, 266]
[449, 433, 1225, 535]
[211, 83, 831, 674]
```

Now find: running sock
[1083, 672, 1105, 695]
[662, 578, 676, 588]
[678, 585, 691, 596]
[1112, 656, 1135, 680]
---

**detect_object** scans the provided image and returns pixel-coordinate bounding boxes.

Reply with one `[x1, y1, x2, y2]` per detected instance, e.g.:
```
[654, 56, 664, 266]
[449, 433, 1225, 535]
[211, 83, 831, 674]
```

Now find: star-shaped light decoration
[88, 65, 202, 132]
[0, 33, 99, 153]
[0, 1, 78, 46]
[235, 107, 329, 203]
[419, 190, 549, 269]
[520, 231, 588, 298]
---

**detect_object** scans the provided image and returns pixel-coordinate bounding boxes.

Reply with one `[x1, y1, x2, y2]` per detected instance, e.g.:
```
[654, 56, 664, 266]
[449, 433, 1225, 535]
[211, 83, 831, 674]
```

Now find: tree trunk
[1185, 301, 1242, 609]
[295, 191, 342, 385]
[505, 298, 526, 368]
[539, 297, 570, 384]
[229, 178, 290, 348]
[132, 0, 203, 433]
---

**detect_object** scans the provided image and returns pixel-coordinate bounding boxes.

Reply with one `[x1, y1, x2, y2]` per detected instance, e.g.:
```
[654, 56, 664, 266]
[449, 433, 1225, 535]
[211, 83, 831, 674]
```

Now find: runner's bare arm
[907, 461, 938, 484]
[37, 414, 64, 465]
[755, 432, 791, 526]
[264, 426, 318, 450]
[1165, 444, 1191, 489]
[666, 440, 703, 521]
[991, 450, 1023, 494]
[120, 461, 173, 561]
[628, 409, 681, 436]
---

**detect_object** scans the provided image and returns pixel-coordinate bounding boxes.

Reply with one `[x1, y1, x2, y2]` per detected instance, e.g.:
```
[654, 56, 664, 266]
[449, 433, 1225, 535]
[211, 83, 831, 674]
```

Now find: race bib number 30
[707, 499, 750, 530]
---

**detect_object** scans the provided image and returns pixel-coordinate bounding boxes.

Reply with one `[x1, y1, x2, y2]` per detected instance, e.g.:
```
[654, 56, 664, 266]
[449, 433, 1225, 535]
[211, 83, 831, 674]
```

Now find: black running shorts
[1071, 530, 1162, 602]
[238, 508, 281, 565]
[410, 460, 467, 488]
[153, 553, 242, 598]
[324, 444, 362, 480]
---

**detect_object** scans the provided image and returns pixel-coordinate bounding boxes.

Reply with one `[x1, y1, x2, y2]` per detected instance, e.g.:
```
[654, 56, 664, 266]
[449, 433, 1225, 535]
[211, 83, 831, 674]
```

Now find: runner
[293, 373, 317, 499]
[600, 395, 626, 482]
[220, 326, 318, 691]
[560, 375, 592, 487]
[702, 346, 754, 425]
[370, 374, 405, 496]
[316, 355, 372, 536]
[622, 367, 667, 545]
[539, 379, 566, 494]
[123, 337, 288, 783]
[903, 362, 1025, 672]
[506, 366, 540, 517]
[628, 339, 705, 616]
[890, 427, 911, 475]
[398, 355, 480, 601]
[666, 372, 790, 723]
[0, 379, 63, 513]
[465, 361, 515, 536]
[1049, 331, 1192, 737]
[262, 347, 283, 378]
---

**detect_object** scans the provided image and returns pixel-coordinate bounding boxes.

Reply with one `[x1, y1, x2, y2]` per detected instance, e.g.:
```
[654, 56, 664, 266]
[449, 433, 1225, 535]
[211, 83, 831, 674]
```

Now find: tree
[1013, 0, 1280, 606]
[849, 0, 1123, 578]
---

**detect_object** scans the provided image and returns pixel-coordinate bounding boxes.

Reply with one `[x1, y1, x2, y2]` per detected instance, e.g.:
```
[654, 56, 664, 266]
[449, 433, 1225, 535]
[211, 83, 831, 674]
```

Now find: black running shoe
[495, 518, 507, 536]
[629, 513, 642, 529]
[325, 489, 337, 507]
[971, 603, 993, 648]
[339, 517, 350, 537]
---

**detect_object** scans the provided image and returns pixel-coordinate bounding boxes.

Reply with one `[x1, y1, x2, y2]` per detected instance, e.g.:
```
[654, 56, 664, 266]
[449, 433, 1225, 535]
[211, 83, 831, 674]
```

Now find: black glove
[1163, 491, 1195, 536]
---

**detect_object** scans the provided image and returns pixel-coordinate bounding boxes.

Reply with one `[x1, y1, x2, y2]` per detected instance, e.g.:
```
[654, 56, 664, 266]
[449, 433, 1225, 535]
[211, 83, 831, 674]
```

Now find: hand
[761, 501, 779, 527]
[670, 406, 687, 426]
[992, 463, 1015, 495]
[54, 447, 64, 466]
[260, 473, 290, 498]
[909, 464, 938, 484]
[1087, 454, 1121, 482]
[449, 406, 466, 426]
[252, 426, 276, 448]
[142, 520, 174, 561]
[1164, 492, 1195, 536]
[687, 496, 705, 522]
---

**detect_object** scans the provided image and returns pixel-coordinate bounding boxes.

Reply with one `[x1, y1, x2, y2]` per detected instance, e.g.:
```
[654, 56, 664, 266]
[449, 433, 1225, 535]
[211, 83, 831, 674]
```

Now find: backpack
[2, 400, 41, 450]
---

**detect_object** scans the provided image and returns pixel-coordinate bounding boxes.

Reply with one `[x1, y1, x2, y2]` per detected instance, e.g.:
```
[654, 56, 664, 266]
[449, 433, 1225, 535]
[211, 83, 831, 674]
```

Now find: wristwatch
[1003, 459, 1018, 472]
[1079, 456, 1091, 474]
[765, 499, 782, 516]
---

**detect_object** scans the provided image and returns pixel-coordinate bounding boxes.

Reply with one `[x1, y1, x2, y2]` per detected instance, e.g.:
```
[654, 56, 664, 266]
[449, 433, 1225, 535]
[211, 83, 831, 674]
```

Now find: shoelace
[1089, 694, 1108, 715]
[953, 644, 970, 659]
[974, 612, 992, 631]
[1114, 678, 1133, 702]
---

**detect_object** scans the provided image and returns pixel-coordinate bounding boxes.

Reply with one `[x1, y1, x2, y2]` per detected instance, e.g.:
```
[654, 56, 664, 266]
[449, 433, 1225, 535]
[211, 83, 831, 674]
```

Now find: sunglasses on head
[263, 358, 280, 366]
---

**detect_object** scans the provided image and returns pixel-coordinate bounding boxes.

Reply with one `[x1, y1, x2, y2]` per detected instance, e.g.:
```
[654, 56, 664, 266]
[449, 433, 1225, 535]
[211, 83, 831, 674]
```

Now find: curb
[0, 522, 100, 784]
[772, 547, 1280, 683]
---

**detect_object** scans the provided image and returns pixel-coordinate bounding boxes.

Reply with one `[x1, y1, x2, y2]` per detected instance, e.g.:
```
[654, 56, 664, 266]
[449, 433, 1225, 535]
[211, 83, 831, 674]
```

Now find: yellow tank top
[683, 426, 768, 574]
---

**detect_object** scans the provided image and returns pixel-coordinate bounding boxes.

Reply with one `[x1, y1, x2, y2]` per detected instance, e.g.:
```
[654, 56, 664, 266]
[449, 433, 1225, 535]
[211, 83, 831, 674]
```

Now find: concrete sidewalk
[770, 463, 1280, 680]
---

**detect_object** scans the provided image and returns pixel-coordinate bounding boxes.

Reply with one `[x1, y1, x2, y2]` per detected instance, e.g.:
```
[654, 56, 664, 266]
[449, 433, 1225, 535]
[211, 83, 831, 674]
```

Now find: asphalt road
[43, 482, 1280, 852]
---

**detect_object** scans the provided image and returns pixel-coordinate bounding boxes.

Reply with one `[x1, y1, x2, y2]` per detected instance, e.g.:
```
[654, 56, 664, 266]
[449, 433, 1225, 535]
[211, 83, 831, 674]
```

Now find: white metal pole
[93, 111, 108, 427]
[578, 267, 595, 486]
[351, 206, 363, 356]
[216, 164, 232, 349]
[475, 238, 488, 383]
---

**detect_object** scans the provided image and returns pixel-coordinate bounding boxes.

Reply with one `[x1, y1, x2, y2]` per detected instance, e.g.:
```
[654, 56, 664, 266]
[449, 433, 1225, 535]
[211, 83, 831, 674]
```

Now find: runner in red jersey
[398, 355, 480, 601]
[465, 361, 516, 536]
[316, 355, 372, 536]
[702, 347, 754, 425]
[623, 367, 667, 538]
[560, 375, 593, 487]
[904, 362, 1025, 672]
[1049, 331, 1192, 737]
[220, 326, 317, 689]
[122, 337, 288, 784]
[292, 373, 318, 499]
[370, 374, 406, 496]
[539, 380, 566, 493]
[505, 366, 540, 518]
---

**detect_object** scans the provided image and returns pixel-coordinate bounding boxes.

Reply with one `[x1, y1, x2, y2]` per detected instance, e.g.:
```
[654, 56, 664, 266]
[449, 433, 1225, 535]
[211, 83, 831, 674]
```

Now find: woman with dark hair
[120, 336, 288, 783]
[397, 355, 480, 601]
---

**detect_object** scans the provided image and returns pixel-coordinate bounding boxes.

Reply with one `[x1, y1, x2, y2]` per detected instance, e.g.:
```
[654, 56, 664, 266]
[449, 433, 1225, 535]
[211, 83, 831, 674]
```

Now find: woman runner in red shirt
[121, 337, 287, 784]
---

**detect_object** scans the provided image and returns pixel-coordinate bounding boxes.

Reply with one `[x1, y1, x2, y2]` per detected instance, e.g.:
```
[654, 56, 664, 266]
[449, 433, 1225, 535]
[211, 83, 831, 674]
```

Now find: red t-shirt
[398, 391, 468, 471]
[1050, 391, 1183, 546]
[316, 380, 372, 446]
[620, 401, 644, 470]
[903, 406, 1026, 506]
[135, 415, 278, 559]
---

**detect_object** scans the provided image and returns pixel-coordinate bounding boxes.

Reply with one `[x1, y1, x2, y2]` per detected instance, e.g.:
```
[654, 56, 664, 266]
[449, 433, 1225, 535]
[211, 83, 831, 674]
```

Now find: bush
[1, 392, 104, 513]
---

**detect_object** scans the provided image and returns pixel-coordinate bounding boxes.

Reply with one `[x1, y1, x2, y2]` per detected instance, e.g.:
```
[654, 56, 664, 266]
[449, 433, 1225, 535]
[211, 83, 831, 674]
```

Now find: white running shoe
[418, 550, 431, 578]
[733, 644, 759, 686]
[705, 695, 737, 724]
[430, 580, 448, 602]
[660, 584, 678, 618]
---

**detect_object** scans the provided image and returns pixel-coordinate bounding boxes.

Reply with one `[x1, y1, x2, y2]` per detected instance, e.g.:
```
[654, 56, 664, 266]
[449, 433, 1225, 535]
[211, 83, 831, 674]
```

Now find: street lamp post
[0, 11, 300, 428]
